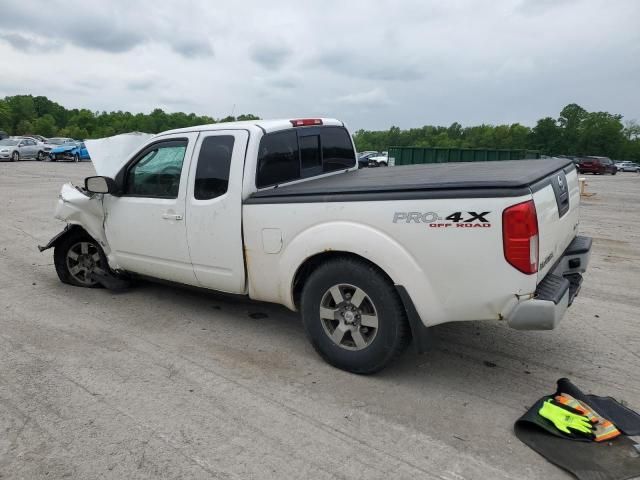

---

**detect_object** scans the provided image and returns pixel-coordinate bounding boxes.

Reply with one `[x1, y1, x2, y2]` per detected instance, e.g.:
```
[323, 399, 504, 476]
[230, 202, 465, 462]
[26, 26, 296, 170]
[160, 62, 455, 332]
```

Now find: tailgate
[532, 165, 580, 281]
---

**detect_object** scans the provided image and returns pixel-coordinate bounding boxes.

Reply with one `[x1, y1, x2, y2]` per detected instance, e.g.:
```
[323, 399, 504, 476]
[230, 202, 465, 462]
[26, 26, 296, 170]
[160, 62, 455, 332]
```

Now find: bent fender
[53, 183, 110, 255]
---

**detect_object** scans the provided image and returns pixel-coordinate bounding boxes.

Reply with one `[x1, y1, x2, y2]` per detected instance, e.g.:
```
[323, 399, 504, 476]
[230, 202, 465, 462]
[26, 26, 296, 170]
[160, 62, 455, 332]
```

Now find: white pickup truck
[40, 118, 592, 374]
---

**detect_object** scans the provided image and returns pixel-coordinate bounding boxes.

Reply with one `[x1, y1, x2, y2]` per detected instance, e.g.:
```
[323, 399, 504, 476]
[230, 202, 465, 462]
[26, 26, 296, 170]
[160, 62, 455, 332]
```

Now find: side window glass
[125, 141, 187, 198]
[322, 127, 356, 172]
[256, 130, 300, 188]
[300, 135, 321, 170]
[194, 135, 235, 200]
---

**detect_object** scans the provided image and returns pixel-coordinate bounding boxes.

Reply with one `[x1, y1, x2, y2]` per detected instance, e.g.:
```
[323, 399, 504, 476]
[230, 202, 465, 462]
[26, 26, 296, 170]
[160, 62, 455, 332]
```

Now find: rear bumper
[507, 235, 592, 330]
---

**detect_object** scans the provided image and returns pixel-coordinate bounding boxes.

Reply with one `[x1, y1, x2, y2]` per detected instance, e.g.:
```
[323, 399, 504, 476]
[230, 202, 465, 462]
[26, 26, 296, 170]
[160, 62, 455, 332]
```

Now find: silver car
[616, 161, 640, 172]
[0, 138, 42, 161]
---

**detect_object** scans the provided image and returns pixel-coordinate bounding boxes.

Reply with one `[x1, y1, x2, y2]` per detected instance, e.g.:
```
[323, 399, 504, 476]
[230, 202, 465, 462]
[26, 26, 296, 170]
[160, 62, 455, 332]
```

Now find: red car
[577, 156, 617, 175]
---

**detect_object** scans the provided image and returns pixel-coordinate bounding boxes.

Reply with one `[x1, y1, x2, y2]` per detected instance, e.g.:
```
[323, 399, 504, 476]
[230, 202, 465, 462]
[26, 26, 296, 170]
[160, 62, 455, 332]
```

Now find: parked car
[40, 118, 591, 374]
[0, 137, 42, 161]
[0, 131, 8, 140]
[357, 151, 380, 168]
[42, 137, 75, 156]
[368, 152, 392, 167]
[577, 156, 617, 175]
[14, 136, 50, 160]
[22, 134, 49, 143]
[49, 141, 90, 162]
[615, 161, 640, 172]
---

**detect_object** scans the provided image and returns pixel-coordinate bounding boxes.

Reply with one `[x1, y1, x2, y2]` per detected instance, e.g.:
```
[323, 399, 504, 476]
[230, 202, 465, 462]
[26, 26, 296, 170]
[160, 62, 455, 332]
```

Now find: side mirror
[85, 176, 116, 194]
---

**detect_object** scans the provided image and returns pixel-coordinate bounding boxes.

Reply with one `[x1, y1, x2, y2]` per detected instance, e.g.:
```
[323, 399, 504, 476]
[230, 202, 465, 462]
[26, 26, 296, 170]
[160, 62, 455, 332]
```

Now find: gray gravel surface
[1, 162, 638, 479]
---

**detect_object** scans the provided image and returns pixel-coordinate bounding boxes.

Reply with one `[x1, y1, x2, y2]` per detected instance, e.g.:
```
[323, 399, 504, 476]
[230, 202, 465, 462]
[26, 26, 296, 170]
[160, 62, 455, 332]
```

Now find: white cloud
[337, 88, 393, 107]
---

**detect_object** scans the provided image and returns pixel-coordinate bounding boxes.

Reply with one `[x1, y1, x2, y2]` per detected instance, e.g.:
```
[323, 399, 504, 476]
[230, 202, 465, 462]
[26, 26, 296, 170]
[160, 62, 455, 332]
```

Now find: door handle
[162, 213, 183, 221]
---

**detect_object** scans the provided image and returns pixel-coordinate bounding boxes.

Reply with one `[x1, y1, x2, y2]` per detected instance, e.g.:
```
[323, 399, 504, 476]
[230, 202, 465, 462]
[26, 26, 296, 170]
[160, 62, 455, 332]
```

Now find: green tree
[623, 120, 640, 141]
[578, 111, 625, 157]
[15, 119, 34, 135]
[32, 114, 58, 137]
[530, 117, 561, 154]
[558, 103, 587, 154]
[0, 100, 11, 132]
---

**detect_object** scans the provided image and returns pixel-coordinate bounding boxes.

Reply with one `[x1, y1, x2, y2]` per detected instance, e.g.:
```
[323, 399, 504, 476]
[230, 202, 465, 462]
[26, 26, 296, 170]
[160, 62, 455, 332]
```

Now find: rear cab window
[256, 126, 355, 188]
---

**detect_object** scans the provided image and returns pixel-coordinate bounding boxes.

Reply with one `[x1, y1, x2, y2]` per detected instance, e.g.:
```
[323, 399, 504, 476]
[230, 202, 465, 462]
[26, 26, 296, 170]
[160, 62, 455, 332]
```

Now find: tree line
[0, 95, 638, 160]
[354, 104, 640, 161]
[0, 95, 259, 140]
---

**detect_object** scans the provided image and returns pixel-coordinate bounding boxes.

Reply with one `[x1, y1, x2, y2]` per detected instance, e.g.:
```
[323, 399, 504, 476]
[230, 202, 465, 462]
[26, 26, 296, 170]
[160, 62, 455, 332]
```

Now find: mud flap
[395, 285, 432, 353]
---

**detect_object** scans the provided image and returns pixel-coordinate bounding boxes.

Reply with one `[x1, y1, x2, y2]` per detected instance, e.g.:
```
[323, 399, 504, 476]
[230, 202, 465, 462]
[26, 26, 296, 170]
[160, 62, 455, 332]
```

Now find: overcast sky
[0, 0, 638, 130]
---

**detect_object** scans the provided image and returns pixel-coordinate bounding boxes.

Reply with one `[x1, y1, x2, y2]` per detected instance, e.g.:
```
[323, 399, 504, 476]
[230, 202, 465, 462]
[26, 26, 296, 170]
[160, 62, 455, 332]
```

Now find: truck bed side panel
[243, 195, 536, 327]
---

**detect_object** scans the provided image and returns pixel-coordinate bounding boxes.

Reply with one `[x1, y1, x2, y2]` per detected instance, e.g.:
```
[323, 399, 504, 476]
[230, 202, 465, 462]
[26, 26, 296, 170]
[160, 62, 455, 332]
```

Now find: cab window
[256, 130, 300, 188]
[194, 136, 235, 200]
[321, 127, 356, 172]
[125, 140, 187, 198]
[256, 126, 355, 188]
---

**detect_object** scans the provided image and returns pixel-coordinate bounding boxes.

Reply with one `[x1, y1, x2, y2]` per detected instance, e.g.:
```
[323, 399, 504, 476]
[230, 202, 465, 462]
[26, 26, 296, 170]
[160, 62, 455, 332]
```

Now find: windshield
[0, 139, 18, 146]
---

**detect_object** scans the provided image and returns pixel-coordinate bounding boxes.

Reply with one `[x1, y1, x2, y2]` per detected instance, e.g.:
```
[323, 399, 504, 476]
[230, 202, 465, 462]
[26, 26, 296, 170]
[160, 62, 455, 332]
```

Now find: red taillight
[503, 200, 539, 274]
[290, 118, 323, 127]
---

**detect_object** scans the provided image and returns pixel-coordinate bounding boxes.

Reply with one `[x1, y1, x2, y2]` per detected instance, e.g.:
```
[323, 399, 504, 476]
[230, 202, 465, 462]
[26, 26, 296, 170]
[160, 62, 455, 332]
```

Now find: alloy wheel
[319, 283, 379, 351]
[65, 241, 105, 286]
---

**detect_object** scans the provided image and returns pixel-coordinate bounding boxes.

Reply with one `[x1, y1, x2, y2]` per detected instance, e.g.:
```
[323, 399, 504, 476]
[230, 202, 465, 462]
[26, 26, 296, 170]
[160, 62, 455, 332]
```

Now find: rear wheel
[74, 153, 80, 162]
[301, 257, 410, 374]
[37, 151, 44, 161]
[54, 231, 107, 288]
[11, 151, 19, 162]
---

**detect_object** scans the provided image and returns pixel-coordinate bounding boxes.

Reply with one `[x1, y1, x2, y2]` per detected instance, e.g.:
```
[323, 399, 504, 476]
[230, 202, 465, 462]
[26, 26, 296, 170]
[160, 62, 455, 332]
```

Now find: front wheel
[11, 151, 19, 162]
[301, 257, 410, 374]
[37, 151, 44, 161]
[74, 153, 80, 162]
[54, 231, 107, 288]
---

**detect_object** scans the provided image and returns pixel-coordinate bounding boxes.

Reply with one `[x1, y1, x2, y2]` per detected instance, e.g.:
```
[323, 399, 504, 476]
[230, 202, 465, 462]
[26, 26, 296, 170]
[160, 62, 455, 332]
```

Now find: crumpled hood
[50, 145, 76, 153]
[85, 132, 154, 177]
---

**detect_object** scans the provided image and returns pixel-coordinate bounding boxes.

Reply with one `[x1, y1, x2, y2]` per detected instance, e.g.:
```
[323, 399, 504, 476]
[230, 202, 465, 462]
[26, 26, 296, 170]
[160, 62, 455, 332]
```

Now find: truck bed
[246, 158, 574, 203]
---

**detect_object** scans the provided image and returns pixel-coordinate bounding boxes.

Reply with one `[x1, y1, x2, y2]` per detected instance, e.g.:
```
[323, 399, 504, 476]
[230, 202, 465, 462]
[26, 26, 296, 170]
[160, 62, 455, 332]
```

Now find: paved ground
[0, 161, 638, 479]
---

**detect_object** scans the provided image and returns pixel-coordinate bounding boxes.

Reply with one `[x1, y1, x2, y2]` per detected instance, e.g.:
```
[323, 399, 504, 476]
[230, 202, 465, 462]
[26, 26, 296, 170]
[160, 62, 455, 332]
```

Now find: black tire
[74, 153, 80, 162]
[611, 170, 616, 176]
[54, 231, 106, 288]
[301, 257, 410, 374]
[11, 151, 19, 162]
[37, 151, 44, 161]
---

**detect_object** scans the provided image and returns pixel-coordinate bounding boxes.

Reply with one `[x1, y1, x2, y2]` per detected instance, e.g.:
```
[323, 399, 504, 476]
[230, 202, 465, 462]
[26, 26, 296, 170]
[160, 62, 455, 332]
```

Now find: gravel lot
[0, 162, 638, 479]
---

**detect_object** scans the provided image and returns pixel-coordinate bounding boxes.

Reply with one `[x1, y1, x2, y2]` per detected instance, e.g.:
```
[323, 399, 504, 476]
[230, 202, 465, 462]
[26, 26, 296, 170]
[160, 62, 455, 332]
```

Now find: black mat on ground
[585, 396, 640, 436]
[514, 421, 640, 480]
[557, 378, 640, 436]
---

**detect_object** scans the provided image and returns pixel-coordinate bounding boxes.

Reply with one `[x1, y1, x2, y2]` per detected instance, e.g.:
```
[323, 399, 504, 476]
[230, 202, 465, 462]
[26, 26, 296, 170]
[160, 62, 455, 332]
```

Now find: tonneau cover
[246, 158, 574, 203]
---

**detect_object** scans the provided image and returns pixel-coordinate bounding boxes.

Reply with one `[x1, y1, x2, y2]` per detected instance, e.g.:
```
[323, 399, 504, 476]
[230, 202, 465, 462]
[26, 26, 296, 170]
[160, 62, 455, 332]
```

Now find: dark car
[577, 156, 617, 175]
[0, 131, 8, 140]
[357, 151, 380, 168]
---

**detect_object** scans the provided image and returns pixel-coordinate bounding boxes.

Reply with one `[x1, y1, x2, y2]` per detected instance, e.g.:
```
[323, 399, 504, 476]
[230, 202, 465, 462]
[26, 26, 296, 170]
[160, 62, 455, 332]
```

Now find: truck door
[185, 130, 248, 293]
[102, 133, 199, 285]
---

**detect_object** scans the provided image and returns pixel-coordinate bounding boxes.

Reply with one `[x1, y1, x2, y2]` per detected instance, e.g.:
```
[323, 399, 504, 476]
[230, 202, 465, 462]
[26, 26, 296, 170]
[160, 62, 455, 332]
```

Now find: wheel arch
[38, 224, 91, 252]
[292, 251, 389, 309]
